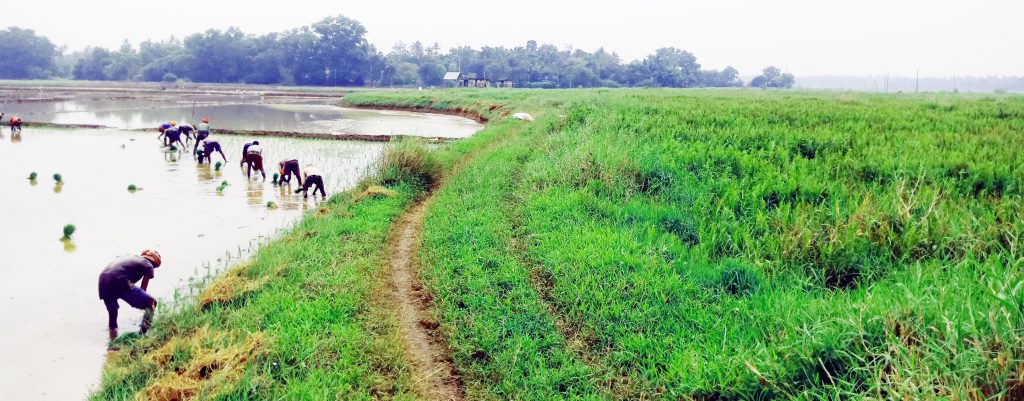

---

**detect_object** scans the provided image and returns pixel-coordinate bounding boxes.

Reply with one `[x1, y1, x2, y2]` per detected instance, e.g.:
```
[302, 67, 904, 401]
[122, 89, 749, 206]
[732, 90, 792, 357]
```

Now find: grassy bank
[92, 91, 518, 400]
[355, 89, 1024, 399]
[96, 89, 1024, 400]
[93, 184, 422, 400]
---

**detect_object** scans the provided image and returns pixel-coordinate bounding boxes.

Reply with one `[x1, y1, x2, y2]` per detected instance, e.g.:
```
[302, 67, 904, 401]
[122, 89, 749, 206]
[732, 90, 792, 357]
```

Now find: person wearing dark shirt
[178, 123, 195, 143]
[278, 159, 302, 186]
[198, 140, 228, 164]
[162, 124, 185, 149]
[97, 250, 162, 339]
[298, 164, 326, 199]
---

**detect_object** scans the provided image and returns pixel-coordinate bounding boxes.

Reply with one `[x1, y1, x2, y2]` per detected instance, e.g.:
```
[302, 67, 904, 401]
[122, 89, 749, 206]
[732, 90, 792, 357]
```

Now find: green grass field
[350, 89, 1024, 400]
[97, 89, 1023, 400]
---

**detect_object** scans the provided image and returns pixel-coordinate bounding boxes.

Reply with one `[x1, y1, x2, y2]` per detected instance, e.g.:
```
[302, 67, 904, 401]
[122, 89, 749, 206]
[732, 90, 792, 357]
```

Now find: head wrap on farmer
[140, 250, 162, 267]
[202, 118, 209, 123]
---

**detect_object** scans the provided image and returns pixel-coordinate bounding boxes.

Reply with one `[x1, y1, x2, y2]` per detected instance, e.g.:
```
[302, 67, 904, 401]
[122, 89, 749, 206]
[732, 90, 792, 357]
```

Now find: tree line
[0, 16, 795, 88]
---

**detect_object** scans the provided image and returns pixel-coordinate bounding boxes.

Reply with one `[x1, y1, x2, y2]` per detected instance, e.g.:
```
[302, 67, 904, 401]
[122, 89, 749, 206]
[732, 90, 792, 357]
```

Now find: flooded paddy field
[0, 88, 482, 138]
[0, 87, 480, 400]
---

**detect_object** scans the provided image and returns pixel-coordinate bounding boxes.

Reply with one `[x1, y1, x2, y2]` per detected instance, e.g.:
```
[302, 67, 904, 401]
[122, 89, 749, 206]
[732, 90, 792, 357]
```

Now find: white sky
[5, 0, 1021, 77]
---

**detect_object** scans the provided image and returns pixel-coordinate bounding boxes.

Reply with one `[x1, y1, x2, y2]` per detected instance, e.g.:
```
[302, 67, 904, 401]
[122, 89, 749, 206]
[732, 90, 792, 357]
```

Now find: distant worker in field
[298, 164, 326, 199]
[278, 159, 302, 186]
[98, 250, 162, 339]
[194, 118, 211, 154]
[198, 139, 227, 164]
[158, 122, 171, 144]
[244, 140, 266, 180]
[159, 122, 185, 149]
[178, 122, 195, 143]
[240, 140, 255, 167]
[10, 115, 22, 133]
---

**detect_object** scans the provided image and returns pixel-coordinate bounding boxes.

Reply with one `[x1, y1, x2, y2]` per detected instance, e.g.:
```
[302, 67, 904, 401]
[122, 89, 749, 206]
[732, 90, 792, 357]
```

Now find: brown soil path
[387, 197, 464, 401]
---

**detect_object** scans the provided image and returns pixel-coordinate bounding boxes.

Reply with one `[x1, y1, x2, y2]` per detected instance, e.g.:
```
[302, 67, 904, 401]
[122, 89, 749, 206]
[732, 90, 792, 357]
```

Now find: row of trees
[0, 19, 795, 88]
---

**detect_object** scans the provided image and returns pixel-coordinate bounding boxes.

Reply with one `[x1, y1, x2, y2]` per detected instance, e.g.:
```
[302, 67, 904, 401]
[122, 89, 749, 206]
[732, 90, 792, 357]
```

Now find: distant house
[443, 72, 492, 88]
[495, 79, 514, 88]
[461, 77, 490, 88]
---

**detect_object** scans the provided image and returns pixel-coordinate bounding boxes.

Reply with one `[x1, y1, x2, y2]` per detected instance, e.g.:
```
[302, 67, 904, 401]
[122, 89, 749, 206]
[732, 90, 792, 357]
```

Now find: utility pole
[885, 73, 889, 93]
[915, 69, 920, 93]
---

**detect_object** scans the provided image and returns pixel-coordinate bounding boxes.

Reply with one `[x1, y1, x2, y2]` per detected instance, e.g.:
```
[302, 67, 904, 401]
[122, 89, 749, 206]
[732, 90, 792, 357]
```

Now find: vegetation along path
[94, 89, 1024, 400]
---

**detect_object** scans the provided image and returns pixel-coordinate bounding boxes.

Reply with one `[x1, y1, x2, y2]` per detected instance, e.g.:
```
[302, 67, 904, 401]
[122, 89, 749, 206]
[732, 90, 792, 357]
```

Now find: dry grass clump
[363, 185, 398, 198]
[140, 327, 267, 401]
[197, 261, 268, 310]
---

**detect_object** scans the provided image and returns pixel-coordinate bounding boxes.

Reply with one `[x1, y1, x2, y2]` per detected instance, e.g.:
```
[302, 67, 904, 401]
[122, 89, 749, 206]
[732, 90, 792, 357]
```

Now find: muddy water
[0, 100, 480, 400]
[1, 95, 482, 138]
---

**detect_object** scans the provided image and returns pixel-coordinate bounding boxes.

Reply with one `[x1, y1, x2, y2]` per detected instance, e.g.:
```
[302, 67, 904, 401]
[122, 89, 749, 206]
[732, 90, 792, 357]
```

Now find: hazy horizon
[4, 0, 1021, 78]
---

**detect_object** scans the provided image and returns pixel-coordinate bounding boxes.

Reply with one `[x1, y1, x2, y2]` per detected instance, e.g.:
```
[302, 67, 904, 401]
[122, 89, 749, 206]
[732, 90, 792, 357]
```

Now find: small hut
[461, 77, 490, 88]
[495, 79, 514, 88]
[443, 72, 463, 88]
[444, 72, 492, 88]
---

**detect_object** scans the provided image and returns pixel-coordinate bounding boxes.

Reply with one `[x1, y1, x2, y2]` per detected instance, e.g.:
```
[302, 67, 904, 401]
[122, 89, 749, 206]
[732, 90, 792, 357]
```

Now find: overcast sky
[5, 0, 1021, 77]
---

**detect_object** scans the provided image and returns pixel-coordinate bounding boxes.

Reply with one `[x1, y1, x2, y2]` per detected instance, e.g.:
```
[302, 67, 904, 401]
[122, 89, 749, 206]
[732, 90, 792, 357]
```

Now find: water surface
[1, 94, 481, 138]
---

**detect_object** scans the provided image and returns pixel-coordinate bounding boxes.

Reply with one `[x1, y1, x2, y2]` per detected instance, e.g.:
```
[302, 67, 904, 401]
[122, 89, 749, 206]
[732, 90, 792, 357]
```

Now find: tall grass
[372, 138, 442, 190]
[398, 89, 1024, 399]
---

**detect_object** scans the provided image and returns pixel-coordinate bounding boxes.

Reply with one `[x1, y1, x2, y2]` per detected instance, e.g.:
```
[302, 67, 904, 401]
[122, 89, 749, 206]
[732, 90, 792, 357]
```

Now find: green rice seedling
[221, 180, 229, 187]
[127, 184, 138, 192]
[169, 145, 178, 152]
[62, 224, 76, 240]
[272, 173, 279, 184]
[266, 201, 277, 209]
[53, 173, 62, 183]
[215, 161, 222, 171]
[28, 172, 37, 180]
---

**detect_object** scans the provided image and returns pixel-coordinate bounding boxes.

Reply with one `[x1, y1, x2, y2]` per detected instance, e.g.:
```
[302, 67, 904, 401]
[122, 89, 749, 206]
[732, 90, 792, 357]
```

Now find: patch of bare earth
[387, 199, 464, 401]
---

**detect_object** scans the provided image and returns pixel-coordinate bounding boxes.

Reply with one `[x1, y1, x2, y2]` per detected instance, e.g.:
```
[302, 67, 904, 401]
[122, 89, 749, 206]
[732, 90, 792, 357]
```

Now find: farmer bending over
[98, 250, 162, 339]
[178, 123, 195, 143]
[278, 159, 302, 185]
[198, 140, 227, 164]
[240, 141, 255, 167]
[10, 116, 22, 133]
[244, 141, 266, 180]
[161, 123, 185, 149]
[194, 118, 211, 154]
[299, 164, 326, 199]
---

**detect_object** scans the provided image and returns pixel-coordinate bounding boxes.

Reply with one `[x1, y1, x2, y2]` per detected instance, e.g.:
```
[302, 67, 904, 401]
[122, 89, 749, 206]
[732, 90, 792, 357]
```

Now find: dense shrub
[375, 138, 442, 190]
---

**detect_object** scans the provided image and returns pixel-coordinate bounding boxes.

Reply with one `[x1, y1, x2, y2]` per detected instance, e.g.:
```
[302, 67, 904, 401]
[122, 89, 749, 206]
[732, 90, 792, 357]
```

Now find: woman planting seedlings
[244, 140, 266, 181]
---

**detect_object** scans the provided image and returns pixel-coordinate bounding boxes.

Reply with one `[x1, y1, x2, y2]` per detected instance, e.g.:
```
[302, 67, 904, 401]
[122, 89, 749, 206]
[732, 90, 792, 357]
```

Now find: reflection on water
[245, 180, 264, 206]
[0, 94, 482, 138]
